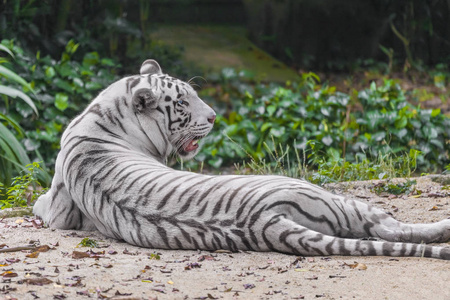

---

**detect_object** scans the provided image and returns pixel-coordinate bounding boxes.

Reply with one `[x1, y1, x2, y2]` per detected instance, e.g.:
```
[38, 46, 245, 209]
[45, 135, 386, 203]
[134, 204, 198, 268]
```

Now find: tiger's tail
[262, 215, 450, 260]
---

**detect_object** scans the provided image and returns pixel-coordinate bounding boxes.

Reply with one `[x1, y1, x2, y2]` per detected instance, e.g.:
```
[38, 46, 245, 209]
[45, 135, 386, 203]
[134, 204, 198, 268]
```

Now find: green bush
[0, 162, 47, 207]
[197, 69, 449, 172]
[0, 39, 119, 171]
[0, 43, 50, 187]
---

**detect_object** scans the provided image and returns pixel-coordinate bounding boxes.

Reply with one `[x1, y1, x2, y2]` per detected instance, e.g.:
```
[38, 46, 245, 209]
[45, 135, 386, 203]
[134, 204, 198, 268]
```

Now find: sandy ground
[1, 176, 449, 300]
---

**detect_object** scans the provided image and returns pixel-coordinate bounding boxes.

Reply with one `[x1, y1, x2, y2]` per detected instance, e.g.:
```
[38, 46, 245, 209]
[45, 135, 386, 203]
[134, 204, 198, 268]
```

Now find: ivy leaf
[83, 52, 99, 66]
[372, 132, 386, 142]
[208, 157, 223, 169]
[320, 107, 330, 117]
[55, 93, 69, 111]
[270, 126, 285, 137]
[54, 78, 73, 93]
[101, 58, 115, 66]
[267, 105, 276, 116]
[73, 77, 83, 88]
[431, 108, 441, 117]
[45, 66, 56, 78]
[261, 122, 272, 132]
[225, 124, 238, 136]
[429, 139, 443, 149]
[394, 128, 407, 139]
[422, 126, 438, 139]
[247, 132, 259, 145]
[394, 116, 407, 129]
[322, 135, 333, 146]
[85, 81, 103, 91]
[58, 63, 76, 78]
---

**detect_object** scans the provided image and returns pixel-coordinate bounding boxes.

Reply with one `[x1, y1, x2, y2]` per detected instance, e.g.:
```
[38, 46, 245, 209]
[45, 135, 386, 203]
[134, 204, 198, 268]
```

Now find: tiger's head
[130, 59, 216, 160]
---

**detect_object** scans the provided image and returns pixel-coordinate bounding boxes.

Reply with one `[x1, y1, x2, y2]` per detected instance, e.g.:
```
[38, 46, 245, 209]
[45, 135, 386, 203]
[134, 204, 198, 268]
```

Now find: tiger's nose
[207, 114, 216, 124]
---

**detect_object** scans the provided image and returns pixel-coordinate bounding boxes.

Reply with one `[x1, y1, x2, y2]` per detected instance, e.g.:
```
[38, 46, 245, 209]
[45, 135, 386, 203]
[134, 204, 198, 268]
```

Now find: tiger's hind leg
[339, 198, 450, 244]
[33, 181, 96, 231]
[262, 214, 450, 260]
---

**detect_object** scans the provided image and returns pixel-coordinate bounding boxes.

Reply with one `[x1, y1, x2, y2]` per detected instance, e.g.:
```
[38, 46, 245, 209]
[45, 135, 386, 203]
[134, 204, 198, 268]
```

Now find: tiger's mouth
[183, 138, 200, 153]
[177, 135, 205, 157]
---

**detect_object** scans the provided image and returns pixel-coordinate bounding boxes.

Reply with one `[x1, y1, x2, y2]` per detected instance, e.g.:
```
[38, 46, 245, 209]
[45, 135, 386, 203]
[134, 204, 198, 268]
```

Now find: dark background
[2, 0, 449, 72]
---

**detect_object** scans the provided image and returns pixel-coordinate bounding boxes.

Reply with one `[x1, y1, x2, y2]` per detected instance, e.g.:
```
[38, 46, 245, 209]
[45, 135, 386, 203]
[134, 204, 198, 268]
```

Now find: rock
[0, 207, 33, 218]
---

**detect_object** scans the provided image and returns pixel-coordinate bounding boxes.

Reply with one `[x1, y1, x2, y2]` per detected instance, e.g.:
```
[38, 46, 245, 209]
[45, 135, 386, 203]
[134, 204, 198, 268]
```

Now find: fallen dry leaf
[35, 245, 51, 252]
[71, 251, 90, 259]
[114, 290, 132, 296]
[71, 250, 105, 259]
[24, 277, 53, 285]
[185, 262, 201, 270]
[76, 290, 90, 297]
[345, 262, 368, 270]
[329, 274, 347, 278]
[31, 219, 43, 229]
[123, 248, 139, 255]
[26, 251, 40, 258]
[65, 279, 84, 287]
[1, 271, 18, 278]
[0, 285, 17, 293]
[243, 283, 255, 289]
[294, 268, 309, 272]
[428, 192, 445, 198]
[198, 255, 216, 262]
[214, 249, 231, 253]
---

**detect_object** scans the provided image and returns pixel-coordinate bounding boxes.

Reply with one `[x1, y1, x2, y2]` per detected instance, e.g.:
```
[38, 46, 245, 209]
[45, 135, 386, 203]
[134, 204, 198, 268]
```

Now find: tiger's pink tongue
[184, 139, 199, 152]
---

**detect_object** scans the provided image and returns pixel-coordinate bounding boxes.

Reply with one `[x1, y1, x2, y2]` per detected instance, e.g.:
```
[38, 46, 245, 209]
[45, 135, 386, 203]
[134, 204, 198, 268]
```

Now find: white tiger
[33, 59, 450, 260]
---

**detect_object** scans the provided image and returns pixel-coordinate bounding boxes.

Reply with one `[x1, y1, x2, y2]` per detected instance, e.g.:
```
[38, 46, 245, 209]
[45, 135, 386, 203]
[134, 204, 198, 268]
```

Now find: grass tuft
[231, 137, 420, 185]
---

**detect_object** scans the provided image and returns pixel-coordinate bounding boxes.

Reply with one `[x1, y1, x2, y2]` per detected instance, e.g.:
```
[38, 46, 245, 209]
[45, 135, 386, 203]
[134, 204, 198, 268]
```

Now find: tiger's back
[33, 60, 450, 260]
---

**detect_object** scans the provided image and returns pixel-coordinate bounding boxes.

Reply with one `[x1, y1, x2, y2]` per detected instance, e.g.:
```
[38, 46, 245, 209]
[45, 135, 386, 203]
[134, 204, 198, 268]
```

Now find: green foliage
[78, 238, 99, 248]
[371, 179, 416, 196]
[0, 39, 119, 170]
[354, 81, 448, 169]
[149, 253, 161, 260]
[0, 44, 50, 187]
[0, 162, 47, 208]
[197, 70, 449, 172]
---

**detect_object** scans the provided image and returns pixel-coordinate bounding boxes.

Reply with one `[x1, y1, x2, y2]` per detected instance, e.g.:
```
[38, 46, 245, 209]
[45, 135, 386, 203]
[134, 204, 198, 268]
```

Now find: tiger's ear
[132, 88, 157, 113]
[140, 59, 162, 75]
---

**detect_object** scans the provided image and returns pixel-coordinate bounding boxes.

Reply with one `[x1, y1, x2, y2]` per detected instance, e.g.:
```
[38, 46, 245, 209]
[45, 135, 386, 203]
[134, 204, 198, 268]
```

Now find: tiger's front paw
[32, 193, 51, 224]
